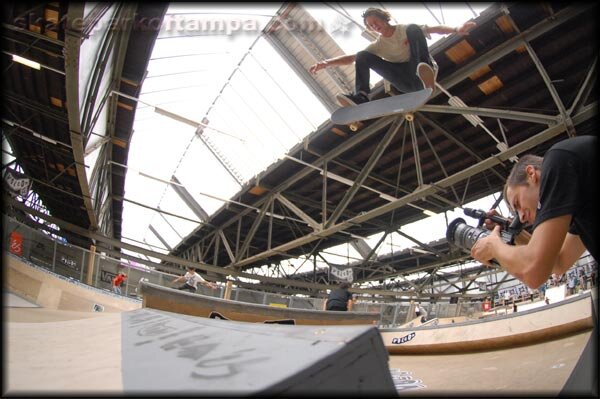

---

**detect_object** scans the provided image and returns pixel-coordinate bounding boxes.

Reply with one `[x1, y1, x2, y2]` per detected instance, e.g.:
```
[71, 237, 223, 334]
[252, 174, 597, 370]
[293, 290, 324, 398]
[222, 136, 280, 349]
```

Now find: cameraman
[471, 135, 597, 289]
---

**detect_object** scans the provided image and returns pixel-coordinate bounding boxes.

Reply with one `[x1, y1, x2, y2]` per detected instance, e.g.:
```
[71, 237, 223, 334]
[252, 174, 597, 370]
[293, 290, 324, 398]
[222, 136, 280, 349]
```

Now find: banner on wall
[3, 169, 32, 197]
[329, 264, 354, 283]
[9, 231, 24, 256]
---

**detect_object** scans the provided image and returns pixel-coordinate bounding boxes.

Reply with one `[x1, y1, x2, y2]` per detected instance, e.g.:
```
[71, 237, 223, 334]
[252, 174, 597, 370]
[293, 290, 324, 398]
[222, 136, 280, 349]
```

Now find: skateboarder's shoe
[336, 91, 369, 107]
[417, 62, 436, 91]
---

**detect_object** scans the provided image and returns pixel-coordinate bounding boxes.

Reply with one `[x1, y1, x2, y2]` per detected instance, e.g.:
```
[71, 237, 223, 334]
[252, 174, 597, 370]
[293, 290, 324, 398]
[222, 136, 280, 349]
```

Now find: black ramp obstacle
[121, 308, 396, 395]
[560, 287, 598, 397]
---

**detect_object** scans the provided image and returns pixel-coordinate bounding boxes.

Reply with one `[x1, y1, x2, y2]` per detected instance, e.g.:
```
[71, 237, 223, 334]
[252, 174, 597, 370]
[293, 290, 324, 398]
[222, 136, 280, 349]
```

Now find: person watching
[324, 282, 355, 311]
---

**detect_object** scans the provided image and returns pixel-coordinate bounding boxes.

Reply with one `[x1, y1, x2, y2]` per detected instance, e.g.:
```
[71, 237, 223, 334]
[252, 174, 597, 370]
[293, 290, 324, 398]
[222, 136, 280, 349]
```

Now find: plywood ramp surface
[381, 293, 594, 354]
[5, 308, 396, 395]
[389, 329, 594, 395]
[6, 312, 124, 393]
[4, 254, 141, 312]
[140, 281, 379, 325]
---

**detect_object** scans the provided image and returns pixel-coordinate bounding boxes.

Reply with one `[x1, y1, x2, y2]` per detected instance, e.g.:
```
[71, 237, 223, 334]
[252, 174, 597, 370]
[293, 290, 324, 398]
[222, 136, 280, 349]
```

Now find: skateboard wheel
[349, 123, 359, 132]
[405, 113, 414, 122]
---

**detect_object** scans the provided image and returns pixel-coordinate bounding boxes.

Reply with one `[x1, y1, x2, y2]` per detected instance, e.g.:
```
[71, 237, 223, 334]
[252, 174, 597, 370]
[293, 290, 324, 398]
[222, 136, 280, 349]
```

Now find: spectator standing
[579, 269, 586, 291]
[324, 282, 355, 311]
[503, 291, 511, 307]
[112, 272, 127, 295]
[539, 281, 547, 300]
[567, 274, 576, 296]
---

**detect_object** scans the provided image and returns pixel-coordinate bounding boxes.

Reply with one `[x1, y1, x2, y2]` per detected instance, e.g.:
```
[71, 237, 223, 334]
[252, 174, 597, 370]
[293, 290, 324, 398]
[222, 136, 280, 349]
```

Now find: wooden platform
[5, 255, 141, 313]
[139, 280, 380, 326]
[389, 328, 596, 395]
[380, 292, 594, 354]
[5, 307, 395, 395]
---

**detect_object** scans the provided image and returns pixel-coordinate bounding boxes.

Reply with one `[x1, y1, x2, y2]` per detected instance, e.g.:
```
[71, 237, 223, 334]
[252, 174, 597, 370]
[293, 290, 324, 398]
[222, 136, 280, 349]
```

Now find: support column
[224, 280, 233, 300]
[86, 245, 96, 285]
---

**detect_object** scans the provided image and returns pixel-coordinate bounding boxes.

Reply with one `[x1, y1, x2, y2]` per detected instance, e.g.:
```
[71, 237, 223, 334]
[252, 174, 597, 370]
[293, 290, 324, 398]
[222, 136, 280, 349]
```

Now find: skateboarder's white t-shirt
[184, 271, 206, 289]
[365, 24, 431, 63]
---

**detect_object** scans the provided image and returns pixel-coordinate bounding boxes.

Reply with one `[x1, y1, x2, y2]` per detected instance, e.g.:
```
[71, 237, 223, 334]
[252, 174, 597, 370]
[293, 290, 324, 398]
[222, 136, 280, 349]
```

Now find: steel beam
[325, 118, 404, 227]
[275, 193, 321, 231]
[419, 104, 559, 125]
[232, 110, 586, 268]
[170, 175, 210, 222]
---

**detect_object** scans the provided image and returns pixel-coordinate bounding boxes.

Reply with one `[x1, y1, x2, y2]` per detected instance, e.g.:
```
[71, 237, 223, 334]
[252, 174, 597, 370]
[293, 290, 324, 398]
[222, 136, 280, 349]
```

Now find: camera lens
[446, 218, 491, 251]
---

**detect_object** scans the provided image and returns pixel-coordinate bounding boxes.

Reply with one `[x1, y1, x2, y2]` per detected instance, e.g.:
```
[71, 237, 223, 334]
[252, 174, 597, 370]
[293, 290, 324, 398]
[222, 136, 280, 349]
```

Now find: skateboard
[331, 88, 432, 131]
[335, 95, 365, 132]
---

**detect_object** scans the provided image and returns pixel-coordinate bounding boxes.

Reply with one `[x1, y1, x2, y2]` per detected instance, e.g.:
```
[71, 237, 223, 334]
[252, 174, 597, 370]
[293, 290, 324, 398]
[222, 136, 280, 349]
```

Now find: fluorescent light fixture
[12, 54, 41, 70]
[35, 133, 57, 145]
[411, 247, 434, 255]
[2, 118, 66, 147]
[261, 210, 285, 220]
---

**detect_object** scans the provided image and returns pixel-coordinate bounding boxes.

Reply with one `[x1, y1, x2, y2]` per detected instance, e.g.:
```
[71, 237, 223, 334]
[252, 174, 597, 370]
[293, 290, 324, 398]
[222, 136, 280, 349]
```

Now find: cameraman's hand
[471, 225, 502, 266]
[483, 209, 502, 230]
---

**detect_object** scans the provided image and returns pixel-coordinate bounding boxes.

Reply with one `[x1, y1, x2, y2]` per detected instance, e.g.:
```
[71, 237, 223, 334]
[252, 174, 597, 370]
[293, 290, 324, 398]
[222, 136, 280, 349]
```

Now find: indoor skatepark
[3, 2, 599, 397]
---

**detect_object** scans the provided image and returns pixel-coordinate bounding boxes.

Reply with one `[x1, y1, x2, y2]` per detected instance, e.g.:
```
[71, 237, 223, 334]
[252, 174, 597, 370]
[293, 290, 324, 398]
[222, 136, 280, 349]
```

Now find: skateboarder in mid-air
[309, 7, 476, 106]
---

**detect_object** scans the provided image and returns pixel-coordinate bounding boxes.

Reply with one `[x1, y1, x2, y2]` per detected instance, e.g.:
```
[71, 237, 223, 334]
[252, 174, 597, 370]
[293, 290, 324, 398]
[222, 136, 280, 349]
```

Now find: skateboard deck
[331, 88, 432, 127]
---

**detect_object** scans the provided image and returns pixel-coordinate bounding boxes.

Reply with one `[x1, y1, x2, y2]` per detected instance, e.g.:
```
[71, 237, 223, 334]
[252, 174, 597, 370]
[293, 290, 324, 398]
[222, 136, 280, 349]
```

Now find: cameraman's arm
[513, 229, 531, 246]
[552, 232, 586, 276]
[472, 215, 573, 288]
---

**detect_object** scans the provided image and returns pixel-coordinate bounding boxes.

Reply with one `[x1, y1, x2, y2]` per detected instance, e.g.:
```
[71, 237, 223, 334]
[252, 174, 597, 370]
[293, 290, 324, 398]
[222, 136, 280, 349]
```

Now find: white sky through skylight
[121, 3, 495, 274]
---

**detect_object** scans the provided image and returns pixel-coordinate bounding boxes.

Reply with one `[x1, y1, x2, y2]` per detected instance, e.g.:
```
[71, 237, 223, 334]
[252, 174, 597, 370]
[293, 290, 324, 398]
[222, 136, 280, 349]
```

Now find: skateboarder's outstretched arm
[309, 54, 356, 74]
[425, 21, 476, 36]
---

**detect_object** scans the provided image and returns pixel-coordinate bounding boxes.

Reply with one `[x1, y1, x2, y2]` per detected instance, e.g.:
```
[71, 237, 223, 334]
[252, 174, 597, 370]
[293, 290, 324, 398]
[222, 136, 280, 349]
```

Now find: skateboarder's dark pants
[355, 24, 433, 95]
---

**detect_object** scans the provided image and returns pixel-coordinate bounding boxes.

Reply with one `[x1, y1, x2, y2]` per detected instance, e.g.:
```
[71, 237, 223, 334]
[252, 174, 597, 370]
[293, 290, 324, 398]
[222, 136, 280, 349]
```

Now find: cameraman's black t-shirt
[533, 135, 597, 261]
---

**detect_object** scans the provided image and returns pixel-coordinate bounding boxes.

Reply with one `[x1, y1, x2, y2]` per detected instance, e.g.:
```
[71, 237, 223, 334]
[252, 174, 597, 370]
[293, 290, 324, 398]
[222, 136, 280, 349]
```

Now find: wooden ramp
[381, 292, 595, 354]
[139, 280, 380, 326]
[388, 288, 598, 396]
[5, 300, 596, 396]
[5, 307, 395, 395]
[389, 328, 596, 396]
[5, 254, 141, 313]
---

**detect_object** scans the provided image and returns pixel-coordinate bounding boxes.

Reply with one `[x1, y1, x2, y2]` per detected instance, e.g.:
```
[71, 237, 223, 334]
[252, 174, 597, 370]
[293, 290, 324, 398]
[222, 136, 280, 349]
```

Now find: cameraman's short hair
[503, 154, 543, 205]
[362, 8, 391, 24]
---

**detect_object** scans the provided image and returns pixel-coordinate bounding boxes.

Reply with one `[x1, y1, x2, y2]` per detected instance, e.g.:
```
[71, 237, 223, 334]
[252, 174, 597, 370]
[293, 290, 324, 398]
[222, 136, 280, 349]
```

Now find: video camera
[446, 208, 524, 265]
